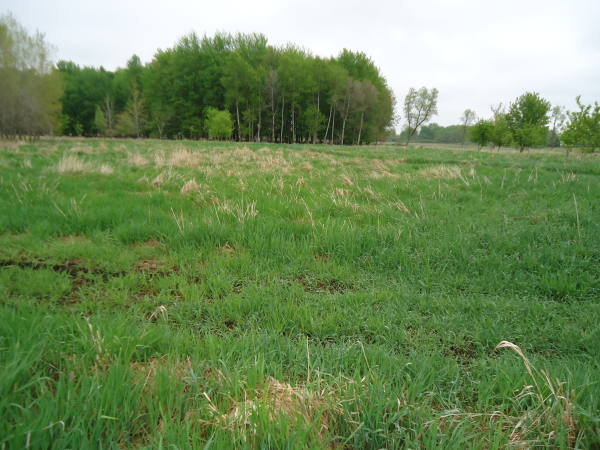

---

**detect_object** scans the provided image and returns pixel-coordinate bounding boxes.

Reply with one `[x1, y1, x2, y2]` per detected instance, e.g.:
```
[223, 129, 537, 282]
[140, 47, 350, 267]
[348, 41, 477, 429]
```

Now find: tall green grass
[0, 138, 599, 448]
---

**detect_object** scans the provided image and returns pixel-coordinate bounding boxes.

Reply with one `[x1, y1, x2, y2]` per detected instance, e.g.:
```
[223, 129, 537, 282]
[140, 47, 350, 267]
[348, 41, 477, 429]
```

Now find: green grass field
[1, 138, 599, 449]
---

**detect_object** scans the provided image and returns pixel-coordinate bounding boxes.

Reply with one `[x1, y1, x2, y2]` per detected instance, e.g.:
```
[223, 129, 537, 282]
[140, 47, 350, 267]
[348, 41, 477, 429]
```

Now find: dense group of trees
[0, 13, 63, 138]
[467, 92, 599, 156]
[58, 31, 397, 144]
[387, 87, 599, 157]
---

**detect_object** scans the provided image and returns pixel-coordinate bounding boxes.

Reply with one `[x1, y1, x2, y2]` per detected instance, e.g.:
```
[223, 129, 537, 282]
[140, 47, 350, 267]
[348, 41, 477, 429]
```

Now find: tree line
[61, 31, 397, 144]
[390, 86, 599, 156]
[0, 13, 62, 139]
[1, 12, 598, 153]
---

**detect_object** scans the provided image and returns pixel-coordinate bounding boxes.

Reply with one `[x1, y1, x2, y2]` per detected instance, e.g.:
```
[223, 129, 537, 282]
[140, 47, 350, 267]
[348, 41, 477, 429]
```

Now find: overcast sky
[4, 0, 600, 127]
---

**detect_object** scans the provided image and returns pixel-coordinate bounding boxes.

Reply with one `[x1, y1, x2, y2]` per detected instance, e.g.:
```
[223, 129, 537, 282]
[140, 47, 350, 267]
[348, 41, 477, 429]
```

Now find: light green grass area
[0, 138, 599, 449]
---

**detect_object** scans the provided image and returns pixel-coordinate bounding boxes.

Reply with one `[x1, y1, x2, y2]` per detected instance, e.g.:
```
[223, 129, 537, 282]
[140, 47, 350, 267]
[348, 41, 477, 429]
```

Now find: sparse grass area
[0, 137, 599, 449]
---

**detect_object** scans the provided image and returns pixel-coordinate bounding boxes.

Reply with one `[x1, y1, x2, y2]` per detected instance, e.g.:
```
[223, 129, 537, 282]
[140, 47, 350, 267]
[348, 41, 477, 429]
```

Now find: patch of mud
[134, 259, 165, 273]
[298, 276, 353, 294]
[0, 259, 126, 280]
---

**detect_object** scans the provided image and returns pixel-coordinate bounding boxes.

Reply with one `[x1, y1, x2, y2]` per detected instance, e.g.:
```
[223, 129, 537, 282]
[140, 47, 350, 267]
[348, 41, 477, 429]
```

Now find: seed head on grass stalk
[495, 341, 578, 447]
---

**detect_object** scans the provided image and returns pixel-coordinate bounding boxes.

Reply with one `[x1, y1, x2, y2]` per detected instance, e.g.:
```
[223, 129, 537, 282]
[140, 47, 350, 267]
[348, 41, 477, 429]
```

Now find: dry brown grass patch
[372, 159, 388, 170]
[385, 158, 407, 166]
[233, 146, 256, 160]
[56, 155, 91, 173]
[416, 164, 462, 179]
[363, 188, 379, 201]
[181, 179, 200, 195]
[301, 162, 314, 172]
[341, 175, 354, 186]
[151, 173, 165, 187]
[127, 152, 149, 167]
[257, 154, 290, 172]
[369, 170, 400, 180]
[99, 164, 113, 175]
[203, 376, 343, 444]
[335, 188, 351, 196]
[169, 149, 198, 167]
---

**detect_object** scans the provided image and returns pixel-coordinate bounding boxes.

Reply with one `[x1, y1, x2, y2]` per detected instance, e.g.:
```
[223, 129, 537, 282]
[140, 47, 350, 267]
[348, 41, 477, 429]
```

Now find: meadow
[0, 138, 599, 449]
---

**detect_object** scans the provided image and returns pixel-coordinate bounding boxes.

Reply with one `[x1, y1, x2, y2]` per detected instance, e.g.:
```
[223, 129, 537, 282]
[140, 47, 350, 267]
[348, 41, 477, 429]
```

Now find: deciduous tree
[562, 96, 600, 157]
[469, 119, 494, 150]
[505, 92, 550, 151]
[205, 108, 233, 140]
[459, 109, 476, 147]
[0, 12, 63, 139]
[548, 105, 566, 148]
[403, 87, 439, 145]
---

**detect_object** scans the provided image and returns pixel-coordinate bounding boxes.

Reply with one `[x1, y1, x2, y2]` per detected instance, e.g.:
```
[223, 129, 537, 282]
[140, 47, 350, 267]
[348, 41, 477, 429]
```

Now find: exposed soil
[297, 276, 353, 294]
[0, 259, 126, 280]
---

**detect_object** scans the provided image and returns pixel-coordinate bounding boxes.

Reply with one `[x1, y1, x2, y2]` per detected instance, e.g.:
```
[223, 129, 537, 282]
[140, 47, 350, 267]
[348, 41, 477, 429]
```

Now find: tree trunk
[357, 112, 364, 145]
[280, 94, 285, 144]
[324, 103, 332, 144]
[257, 93, 262, 142]
[331, 105, 336, 145]
[313, 89, 320, 144]
[291, 96, 295, 144]
[236, 100, 241, 142]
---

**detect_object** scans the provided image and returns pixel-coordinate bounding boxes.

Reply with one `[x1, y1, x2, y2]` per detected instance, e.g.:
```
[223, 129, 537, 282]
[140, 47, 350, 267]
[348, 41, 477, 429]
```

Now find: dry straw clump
[203, 376, 342, 444]
[169, 149, 198, 167]
[385, 158, 407, 167]
[127, 152, 149, 167]
[99, 164, 114, 175]
[369, 170, 400, 180]
[233, 146, 256, 161]
[416, 164, 462, 179]
[341, 175, 354, 186]
[257, 154, 290, 173]
[495, 341, 579, 448]
[151, 173, 165, 187]
[154, 154, 166, 168]
[363, 187, 379, 201]
[181, 179, 200, 195]
[372, 159, 388, 170]
[56, 155, 91, 173]
[301, 162, 314, 172]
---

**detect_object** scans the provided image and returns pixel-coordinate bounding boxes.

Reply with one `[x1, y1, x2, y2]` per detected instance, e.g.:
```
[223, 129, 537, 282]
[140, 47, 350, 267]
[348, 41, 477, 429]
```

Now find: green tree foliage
[505, 92, 551, 151]
[469, 119, 494, 150]
[57, 62, 125, 136]
[54, 31, 396, 143]
[403, 87, 439, 145]
[548, 105, 566, 148]
[94, 106, 107, 136]
[392, 123, 462, 144]
[205, 108, 233, 140]
[460, 109, 476, 147]
[562, 96, 600, 157]
[0, 12, 63, 138]
[114, 82, 147, 137]
[489, 104, 509, 152]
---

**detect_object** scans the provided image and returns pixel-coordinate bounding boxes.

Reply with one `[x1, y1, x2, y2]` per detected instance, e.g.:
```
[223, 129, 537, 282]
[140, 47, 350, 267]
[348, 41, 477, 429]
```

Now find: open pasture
[0, 138, 599, 448]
